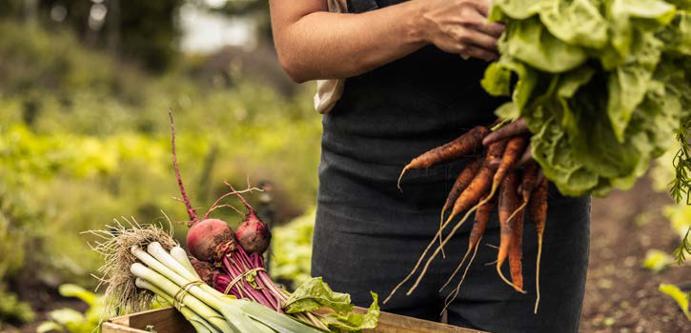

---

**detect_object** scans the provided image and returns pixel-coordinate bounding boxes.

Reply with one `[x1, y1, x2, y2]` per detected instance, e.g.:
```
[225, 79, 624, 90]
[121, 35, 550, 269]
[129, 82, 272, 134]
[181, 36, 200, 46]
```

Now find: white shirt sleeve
[314, 0, 348, 114]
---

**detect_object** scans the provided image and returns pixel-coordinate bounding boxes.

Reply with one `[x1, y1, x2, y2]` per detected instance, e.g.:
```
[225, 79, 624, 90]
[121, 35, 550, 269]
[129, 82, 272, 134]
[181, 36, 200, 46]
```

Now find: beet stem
[168, 110, 198, 224]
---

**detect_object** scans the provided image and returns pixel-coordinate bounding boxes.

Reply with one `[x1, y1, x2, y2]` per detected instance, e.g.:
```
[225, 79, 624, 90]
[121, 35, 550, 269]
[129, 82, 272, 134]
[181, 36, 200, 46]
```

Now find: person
[269, 1, 590, 332]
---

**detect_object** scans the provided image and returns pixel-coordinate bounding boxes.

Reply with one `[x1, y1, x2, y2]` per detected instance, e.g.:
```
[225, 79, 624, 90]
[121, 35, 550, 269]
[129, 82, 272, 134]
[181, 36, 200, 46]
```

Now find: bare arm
[270, 0, 503, 83]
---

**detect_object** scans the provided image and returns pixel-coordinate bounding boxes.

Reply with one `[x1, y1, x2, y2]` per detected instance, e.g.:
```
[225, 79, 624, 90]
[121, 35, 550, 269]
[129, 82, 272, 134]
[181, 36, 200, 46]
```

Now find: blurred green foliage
[2, 0, 183, 72]
[271, 210, 316, 288]
[36, 284, 105, 333]
[0, 287, 35, 328]
[0, 19, 320, 324]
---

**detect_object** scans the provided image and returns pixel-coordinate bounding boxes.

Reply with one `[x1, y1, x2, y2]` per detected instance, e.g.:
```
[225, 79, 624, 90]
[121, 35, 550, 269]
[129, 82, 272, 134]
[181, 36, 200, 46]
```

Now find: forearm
[271, 0, 428, 82]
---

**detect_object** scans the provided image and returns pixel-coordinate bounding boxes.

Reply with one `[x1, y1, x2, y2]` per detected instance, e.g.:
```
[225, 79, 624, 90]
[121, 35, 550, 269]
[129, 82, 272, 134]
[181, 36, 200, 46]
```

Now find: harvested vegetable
[163, 112, 379, 331]
[445, 141, 506, 224]
[496, 170, 524, 293]
[439, 198, 495, 302]
[483, 0, 691, 198]
[529, 177, 549, 313]
[397, 126, 489, 190]
[439, 158, 483, 257]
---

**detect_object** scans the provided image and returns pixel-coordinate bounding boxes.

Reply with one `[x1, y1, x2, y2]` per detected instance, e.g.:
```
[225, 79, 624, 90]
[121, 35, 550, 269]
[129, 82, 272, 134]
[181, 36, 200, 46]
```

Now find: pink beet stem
[225, 181, 257, 214]
[168, 110, 199, 224]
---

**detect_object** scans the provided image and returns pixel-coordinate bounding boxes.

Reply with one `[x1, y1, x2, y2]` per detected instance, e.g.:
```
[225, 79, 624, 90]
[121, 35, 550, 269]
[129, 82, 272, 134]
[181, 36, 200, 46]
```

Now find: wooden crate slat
[103, 307, 487, 333]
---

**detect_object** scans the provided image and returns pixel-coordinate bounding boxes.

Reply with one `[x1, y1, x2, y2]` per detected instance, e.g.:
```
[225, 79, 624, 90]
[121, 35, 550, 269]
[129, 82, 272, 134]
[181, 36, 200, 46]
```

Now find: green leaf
[284, 277, 352, 314]
[284, 278, 380, 332]
[481, 62, 512, 97]
[606, 32, 663, 141]
[658, 283, 691, 320]
[642, 249, 675, 272]
[494, 102, 520, 121]
[58, 284, 97, 307]
[323, 293, 380, 333]
[48, 308, 85, 326]
[539, 0, 609, 49]
[503, 17, 588, 73]
[491, 0, 546, 21]
[36, 321, 65, 333]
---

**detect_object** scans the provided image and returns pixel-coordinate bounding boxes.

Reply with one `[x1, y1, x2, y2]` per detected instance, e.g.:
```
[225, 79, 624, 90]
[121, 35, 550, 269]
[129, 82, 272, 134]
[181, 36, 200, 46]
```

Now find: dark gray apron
[311, 1, 590, 332]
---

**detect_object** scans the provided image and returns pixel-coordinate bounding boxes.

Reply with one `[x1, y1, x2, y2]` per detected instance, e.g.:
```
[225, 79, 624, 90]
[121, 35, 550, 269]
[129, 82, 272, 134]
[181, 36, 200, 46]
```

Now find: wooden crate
[103, 307, 486, 333]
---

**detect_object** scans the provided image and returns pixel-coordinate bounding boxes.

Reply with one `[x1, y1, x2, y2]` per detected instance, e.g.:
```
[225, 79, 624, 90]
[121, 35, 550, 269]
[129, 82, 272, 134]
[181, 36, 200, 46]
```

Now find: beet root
[186, 218, 236, 262]
[235, 210, 271, 254]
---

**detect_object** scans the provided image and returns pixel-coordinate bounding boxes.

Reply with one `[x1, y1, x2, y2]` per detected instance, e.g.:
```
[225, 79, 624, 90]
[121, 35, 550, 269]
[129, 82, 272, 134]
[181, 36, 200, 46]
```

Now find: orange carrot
[397, 126, 489, 190]
[445, 140, 506, 224]
[493, 136, 528, 192]
[496, 170, 525, 293]
[442, 158, 483, 215]
[483, 118, 528, 146]
[440, 198, 495, 292]
[519, 161, 540, 204]
[506, 161, 540, 225]
[508, 201, 525, 292]
[475, 135, 528, 212]
[392, 142, 506, 299]
[530, 177, 549, 313]
[438, 158, 483, 258]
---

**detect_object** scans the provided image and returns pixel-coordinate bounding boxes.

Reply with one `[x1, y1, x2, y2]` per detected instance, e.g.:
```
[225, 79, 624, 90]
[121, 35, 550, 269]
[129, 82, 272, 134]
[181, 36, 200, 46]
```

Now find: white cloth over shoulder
[314, 0, 348, 114]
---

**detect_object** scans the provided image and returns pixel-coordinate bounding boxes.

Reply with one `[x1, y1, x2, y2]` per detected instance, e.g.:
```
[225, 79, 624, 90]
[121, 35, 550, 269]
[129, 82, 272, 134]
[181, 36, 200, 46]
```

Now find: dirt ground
[582, 178, 690, 332]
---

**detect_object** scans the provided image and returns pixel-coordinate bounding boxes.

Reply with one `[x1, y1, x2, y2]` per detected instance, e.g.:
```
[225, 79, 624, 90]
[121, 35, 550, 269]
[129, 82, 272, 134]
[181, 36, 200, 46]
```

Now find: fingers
[465, 0, 491, 17]
[458, 27, 499, 51]
[462, 7, 505, 38]
[459, 44, 498, 62]
[518, 147, 533, 166]
[482, 118, 529, 146]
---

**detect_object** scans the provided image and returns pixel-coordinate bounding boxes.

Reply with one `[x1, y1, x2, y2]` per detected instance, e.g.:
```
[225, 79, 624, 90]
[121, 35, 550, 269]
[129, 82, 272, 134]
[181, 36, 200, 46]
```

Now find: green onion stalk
[130, 242, 324, 333]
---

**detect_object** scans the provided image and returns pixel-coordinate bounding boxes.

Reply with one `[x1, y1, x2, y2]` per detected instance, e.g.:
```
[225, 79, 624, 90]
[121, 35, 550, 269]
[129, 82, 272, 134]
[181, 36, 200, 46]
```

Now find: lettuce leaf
[284, 277, 380, 332]
[484, 0, 691, 197]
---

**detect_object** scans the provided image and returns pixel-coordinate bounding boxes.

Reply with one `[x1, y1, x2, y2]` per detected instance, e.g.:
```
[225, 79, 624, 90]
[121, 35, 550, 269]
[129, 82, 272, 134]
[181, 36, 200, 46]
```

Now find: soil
[582, 178, 691, 332]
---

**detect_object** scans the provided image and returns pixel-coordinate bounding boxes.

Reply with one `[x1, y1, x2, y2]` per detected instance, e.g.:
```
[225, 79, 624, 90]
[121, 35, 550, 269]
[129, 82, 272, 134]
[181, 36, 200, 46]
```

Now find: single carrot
[440, 198, 495, 292]
[438, 158, 482, 258]
[508, 201, 525, 292]
[496, 170, 525, 293]
[474, 136, 528, 215]
[506, 161, 540, 225]
[397, 126, 489, 190]
[442, 158, 484, 215]
[482, 118, 528, 146]
[445, 140, 506, 224]
[519, 161, 540, 203]
[530, 177, 549, 313]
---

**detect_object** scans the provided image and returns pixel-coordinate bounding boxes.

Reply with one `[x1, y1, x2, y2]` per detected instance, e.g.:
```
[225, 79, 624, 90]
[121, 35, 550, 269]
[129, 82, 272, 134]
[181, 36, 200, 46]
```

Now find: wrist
[404, 0, 432, 45]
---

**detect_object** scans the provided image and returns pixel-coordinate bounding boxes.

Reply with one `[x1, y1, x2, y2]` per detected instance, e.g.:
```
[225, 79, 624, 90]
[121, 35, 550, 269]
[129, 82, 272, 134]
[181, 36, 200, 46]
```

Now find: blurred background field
[0, 1, 688, 332]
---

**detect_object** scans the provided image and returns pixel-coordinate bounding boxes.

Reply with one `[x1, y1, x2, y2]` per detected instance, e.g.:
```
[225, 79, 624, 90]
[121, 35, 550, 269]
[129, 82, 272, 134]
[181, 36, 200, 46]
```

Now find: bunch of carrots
[386, 120, 549, 314]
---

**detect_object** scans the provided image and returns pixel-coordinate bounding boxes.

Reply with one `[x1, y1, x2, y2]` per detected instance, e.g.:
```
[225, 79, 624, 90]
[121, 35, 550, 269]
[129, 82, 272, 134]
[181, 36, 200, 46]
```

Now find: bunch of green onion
[130, 241, 322, 333]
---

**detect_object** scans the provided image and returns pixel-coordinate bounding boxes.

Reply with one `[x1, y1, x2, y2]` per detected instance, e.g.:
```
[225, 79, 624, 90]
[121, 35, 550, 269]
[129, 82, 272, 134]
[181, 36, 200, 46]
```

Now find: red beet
[186, 218, 236, 262]
[169, 112, 237, 262]
[189, 256, 217, 285]
[231, 189, 271, 254]
[236, 210, 271, 254]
